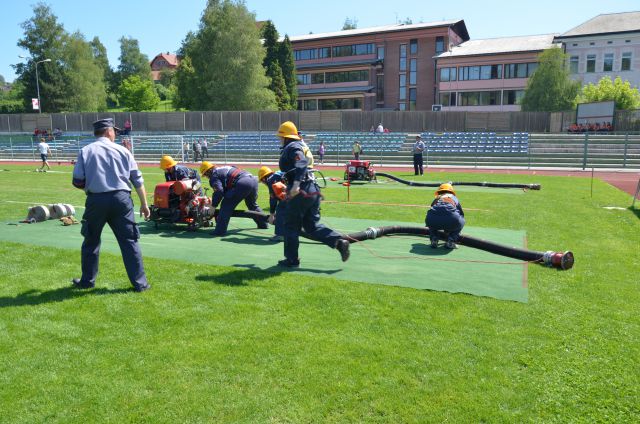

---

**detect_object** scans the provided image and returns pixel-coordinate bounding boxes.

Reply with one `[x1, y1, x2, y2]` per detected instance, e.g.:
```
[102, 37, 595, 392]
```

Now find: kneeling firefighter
[426, 183, 465, 249]
[200, 161, 268, 236]
[160, 155, 201, 182]
[276, 121, 350, 267]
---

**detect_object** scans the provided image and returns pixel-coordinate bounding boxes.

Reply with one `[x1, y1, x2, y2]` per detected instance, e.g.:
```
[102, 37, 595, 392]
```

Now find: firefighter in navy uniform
[426, 183, 465, 249]
[160, 155, 201, 182]
[200, 161, 268, 236]
[71, 118, 150, 292]
[258, 166, 287, 242]
[276, 121, 350, 267]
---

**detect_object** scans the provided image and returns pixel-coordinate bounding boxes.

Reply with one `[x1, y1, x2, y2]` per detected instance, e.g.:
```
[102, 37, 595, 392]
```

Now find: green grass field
[0, 164, 638, 423]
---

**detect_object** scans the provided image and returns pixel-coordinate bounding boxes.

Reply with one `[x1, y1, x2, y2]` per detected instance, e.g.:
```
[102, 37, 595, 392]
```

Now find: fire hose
[375, 172, 541, 190]
[233, 210, 573, 270]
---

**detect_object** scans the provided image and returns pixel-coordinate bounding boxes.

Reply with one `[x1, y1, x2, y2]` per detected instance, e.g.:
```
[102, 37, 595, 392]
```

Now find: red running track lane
[3, 160, 639, 198]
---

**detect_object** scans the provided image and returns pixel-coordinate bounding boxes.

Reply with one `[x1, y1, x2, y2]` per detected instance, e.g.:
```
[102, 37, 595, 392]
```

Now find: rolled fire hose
[375, 172, 541, 190]
[229, 210, 573, 270]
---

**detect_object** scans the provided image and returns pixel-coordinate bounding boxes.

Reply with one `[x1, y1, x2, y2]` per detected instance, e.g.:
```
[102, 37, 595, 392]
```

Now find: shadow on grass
[0, 286, 132, 308]
[629, 206, 640, 220]
[195, 262, 342, 286]
[409, 242, 455, 256]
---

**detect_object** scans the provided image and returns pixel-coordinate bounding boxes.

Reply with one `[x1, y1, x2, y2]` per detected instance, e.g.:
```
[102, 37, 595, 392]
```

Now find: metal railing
[1, 132, 639, 170]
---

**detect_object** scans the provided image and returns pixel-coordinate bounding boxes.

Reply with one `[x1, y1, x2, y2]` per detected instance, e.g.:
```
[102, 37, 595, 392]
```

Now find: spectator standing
[183, 141, 191, 162]
[71, 118, 150, 292]
[412, 135, 425, 176]
[37, 138, 51, 172]
[317, 141, 326, 164]
[201, 138, 209, 158]
[123, 119, 132, 135]
[352, 141, 363, 160]
[193, 139, 202, 162]
[376, 123, 384, 133]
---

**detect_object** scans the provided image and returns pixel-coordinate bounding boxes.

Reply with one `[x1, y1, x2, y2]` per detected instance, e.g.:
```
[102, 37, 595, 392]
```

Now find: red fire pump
[149, 179, 215, 231]
[344, 160, 376, 182]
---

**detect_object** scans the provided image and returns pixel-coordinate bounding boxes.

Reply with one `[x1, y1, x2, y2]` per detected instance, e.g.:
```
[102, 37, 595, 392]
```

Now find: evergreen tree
[15, 3, 68, 112]
[116, 36, 151, 83]
[279, 35, 297, 109]
[261, 20, 280, 69]
[342, 17, 358, 30]
[62, 33, 107, 111]
[267, 62, 290, 110]
[174, 0, 276, 110]
[580, 76, 640, 110]
[521, 48, 581, 112]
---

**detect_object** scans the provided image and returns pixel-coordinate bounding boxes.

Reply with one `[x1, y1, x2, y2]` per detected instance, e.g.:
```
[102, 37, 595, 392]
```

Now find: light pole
[19, 56, 51, 113]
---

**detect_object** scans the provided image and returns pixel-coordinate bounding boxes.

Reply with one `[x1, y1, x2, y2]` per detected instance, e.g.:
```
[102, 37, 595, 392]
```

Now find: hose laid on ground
[231, 210, 573, 270]
[375, 172, 541, 190]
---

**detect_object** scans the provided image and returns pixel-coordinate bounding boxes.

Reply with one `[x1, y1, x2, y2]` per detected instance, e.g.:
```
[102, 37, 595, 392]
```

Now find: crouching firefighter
[200, 161, 268, 236]
[160, 154, 203, 195]
[276, 121, 350, 267]
[426, 183, 465, 249]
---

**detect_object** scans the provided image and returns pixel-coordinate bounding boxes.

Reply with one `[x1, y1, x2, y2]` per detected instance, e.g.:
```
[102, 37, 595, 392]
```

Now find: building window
[569, 56, 579, 74]
[399, 44, 407, 72]
[504, 63, 537, 79]
[332, 43, 375, 58]
[440, 67, 457, 82]
[409, 88, 417, 110]
[319, 98, 362, 110]
[376, 74, 384, 102]
[311, 73, 325, 84]
[377, 46, 385, 60]
[586, 54, 596, 73]
[318, 48, 331, 58]
[410, 39, 418, 55]
[503, 90, 524, 105]
[603, 53, 614, 72]
[435, 36, 445, 54]
[303, 99, 318, 110]
[399, 74, 406, 100]
[324, 70, 369, 83]
[459, 91, 501, 106]
[398, 103, 406, 111]
[409, 59, 417, 85]
[297, 74, 310, 85]
[439, 92, 456, 106]
[622, 52, 632, 71]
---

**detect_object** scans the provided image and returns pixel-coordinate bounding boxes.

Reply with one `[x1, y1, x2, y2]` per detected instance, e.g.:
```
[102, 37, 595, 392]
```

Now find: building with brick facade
[289, 20, 469, 111]
[435, 34, 558, 112]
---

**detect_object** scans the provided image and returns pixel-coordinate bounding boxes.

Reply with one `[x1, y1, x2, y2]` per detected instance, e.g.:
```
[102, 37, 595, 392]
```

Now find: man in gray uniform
[71, 118, 151, 292]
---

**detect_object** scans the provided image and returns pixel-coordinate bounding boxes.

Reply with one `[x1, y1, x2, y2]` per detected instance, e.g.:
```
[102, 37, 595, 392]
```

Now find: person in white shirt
[376, 123, 384, 133]
[37, 138, 51, 172]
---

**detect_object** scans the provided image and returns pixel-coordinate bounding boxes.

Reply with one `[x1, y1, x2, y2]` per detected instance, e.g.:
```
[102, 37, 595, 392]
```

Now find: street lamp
[19, 56, 51, 113]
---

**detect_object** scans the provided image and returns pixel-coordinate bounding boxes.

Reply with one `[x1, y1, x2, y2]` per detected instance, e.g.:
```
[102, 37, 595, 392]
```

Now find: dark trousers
[202, 147, 208, 158]
[80, 190, 148, 289]
[283, 184, 342, 262]
[426, 209, 465, 242]
[413, 153, 424, 175]
[274, 201, 286, 236]
[214, 176, 265, 235]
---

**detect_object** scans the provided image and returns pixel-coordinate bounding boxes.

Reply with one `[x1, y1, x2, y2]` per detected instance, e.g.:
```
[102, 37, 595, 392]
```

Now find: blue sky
[1, 0, 638, 82]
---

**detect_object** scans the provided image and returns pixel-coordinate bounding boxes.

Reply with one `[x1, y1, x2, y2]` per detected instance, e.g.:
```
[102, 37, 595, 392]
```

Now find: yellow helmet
[160, 155, 177, 170]
[258, 166, 274, 182]
[276, 121, 301, 140]
[435, 183, 456, 197]
[200, 161, 215, 175]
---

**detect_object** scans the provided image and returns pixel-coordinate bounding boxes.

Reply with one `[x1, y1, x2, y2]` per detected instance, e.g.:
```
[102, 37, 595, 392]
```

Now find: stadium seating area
[310, 132, 407, 153]
[420, 132, 529, 154]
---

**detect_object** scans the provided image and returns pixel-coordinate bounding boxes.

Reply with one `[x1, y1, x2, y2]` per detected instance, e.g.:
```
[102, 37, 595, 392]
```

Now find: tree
[342, 17, 358, 30]
[15, 3, 68, 112]
[118, 75, 160, 111]
[0, 75, 5, 85]
[174, 0, 276, 110]
[261, 20, 280, 69]
[117, 36, 151, 83]
[61, 33, 107, 112]
[267, 62, 290, 110]
[521, 48, 581, 112]
[158, 68, 176, 88]
[279, 35, 297, 109]
[579, 76, 640, 110]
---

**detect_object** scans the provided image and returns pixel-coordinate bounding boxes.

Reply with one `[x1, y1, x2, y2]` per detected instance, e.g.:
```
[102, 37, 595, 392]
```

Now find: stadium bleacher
[420, 132, 529, 154]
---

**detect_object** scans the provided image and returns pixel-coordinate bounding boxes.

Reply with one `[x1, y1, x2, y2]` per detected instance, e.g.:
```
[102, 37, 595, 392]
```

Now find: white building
[555, 11, 640, 89]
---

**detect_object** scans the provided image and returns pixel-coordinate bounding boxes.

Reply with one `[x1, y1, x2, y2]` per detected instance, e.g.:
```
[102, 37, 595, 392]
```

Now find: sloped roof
[436, 34, 558, 58]
[150, 53, 179, 67]
[558, 11, 640, 38]
[289, 20, 469, 43]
